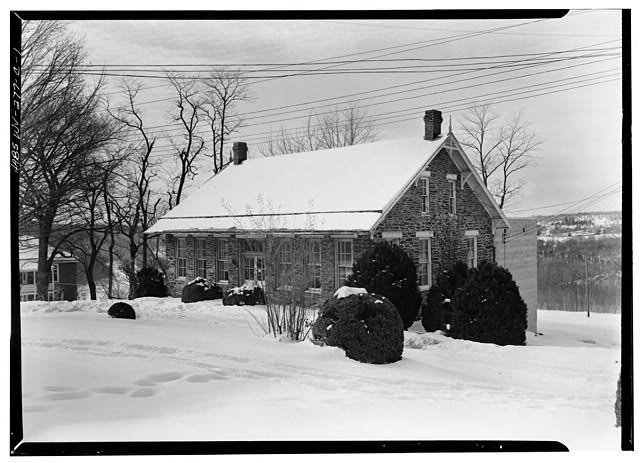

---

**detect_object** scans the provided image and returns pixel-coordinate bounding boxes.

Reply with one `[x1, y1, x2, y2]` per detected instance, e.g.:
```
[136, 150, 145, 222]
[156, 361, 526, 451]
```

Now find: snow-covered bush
[429, 261, 527, 346]
[346, 241, 421, 330]
[422, 261, 468, 332]
[334, 286, 367, 298]
[134, 267, 168, 299]
[107, 302, 136, 320]
[615, 369, 622, 427]
[312, 293, 403, 364]
[222, 283, 265, 306]
[181, 277, 223, 303]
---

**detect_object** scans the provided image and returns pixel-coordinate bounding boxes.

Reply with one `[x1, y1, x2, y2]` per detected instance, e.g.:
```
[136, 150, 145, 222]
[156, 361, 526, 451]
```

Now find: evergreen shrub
[312, 293, 403, 364]
[347, 241, 421, 330]
[134, 267, 168, 298]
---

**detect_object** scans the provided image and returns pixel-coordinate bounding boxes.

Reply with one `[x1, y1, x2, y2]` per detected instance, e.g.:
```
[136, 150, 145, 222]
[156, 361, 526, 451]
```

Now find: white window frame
[447, 175, 457, 214]
[306, 239, 322, 294]
[335, 239, 353, 289]
[465, 231, 478, 268]
[194, 238, 207, 279]
[419, 175, 430, 214]
[217, 239, 229, 283]
[415, 231, 433, 290]
[278, 239, 293, 291]
[242, 239, 265, 286]
[50, 264, 59, 283]
[176, 237, 187, 279]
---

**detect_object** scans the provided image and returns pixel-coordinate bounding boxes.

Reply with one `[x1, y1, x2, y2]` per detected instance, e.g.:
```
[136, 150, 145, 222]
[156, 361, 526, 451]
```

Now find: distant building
[148, 109, 537, 333]
[19, 237, 78, 301]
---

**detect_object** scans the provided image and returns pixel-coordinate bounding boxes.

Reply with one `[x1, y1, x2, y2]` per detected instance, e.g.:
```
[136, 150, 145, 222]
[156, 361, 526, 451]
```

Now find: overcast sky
[67, 10, 623, 216]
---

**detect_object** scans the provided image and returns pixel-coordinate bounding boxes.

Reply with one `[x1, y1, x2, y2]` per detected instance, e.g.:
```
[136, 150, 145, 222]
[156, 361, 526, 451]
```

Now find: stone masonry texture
[164, 146, 498, 303]
[373, 147, 494, 282]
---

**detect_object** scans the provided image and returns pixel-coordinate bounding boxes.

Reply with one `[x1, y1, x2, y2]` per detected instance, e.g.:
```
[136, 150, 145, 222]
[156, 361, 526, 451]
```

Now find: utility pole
[584, 255, 590, 318]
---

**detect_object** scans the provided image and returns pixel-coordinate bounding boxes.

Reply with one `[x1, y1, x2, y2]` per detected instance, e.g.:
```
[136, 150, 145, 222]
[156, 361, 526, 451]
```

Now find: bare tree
[457, 104, 542, 208]
[20, 21, 120, 299]
[202, 69, 251, 174]
[458, 104, 504, 187]
[493, 111, 544, 208]
[62, 159, 121, 300]
[166, 76, 206, 208]
[260, 105, 376, 156]
[107, 81, 162, 275]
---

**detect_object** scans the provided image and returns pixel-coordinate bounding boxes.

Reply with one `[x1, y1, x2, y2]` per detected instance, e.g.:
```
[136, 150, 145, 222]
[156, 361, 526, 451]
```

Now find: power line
[247, 18, 553, 86]
[117, 70, 621, 152]
[323, 12, 618, 39]
[35, 46, 621, 70]
[141, 76, 620, 157]
[134, 50, 619, 112]
[237, 69, 621, 129]
[113, 51, 621, 140]
[35, 52, 620, 81]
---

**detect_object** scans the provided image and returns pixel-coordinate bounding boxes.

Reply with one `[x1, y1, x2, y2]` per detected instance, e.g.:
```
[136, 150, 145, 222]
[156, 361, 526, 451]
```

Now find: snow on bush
[346, 241, 422, 330]
[222, 284, 265, 306]
[181, 277, 223, 303]
[312, 293, 403, 364]
[425, 261, 527, 346]
[333, 286, 367, 299]
[403, 331, 441, 350]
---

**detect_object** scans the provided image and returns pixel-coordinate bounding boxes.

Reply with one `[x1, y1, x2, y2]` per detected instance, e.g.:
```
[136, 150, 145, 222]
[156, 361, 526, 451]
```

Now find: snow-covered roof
[19, 236, 76, 271]
[148, 134, 507, 234]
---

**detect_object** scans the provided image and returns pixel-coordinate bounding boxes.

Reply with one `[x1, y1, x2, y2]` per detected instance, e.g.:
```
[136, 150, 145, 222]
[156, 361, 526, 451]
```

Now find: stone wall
[165, 232, 373, 301]
[164, 148, 498, 299]
[373, 147, 494, 283]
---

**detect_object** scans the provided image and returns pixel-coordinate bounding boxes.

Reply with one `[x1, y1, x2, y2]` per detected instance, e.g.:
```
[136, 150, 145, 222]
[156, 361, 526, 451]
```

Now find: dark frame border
[10, 8, 629, 455]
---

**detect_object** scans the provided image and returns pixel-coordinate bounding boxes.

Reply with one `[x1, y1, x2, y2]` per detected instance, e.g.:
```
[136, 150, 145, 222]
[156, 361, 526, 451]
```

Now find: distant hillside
[536, 211, 621, 313]
[536, 211, 621, 242]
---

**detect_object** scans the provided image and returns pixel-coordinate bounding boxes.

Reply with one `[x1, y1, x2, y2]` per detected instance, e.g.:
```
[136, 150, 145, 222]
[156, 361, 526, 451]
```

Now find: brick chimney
[423, 109, 443, 141]
[232, 142, 248, 165]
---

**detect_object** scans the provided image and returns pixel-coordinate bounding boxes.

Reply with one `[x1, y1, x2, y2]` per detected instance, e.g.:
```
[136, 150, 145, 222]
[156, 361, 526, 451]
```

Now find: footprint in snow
[184, 372, 227, 383]
[43, 391, 92, 401]
[134, 371, 183, 386]
[129, 388, 157, 398]
[93, 386, 131, 395]
[43, 385, 74, 392]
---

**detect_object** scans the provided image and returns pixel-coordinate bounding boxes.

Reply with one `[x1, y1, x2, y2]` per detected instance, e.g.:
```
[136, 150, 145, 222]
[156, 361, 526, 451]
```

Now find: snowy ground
[19, 298, 621, 449]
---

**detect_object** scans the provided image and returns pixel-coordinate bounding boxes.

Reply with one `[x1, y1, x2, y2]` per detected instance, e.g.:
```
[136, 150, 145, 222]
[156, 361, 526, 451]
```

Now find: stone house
[148, 109, 535, 330]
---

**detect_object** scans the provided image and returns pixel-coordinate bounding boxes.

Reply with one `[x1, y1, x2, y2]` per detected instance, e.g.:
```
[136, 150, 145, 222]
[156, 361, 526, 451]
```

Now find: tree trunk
[128, 239, 137, 300]
[36, 220, 53, 300]
[107, 236, 115, 299]
[142, 234, 148, 269]
[86, 264, 97, 301]
[104, 187, 115, 299]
